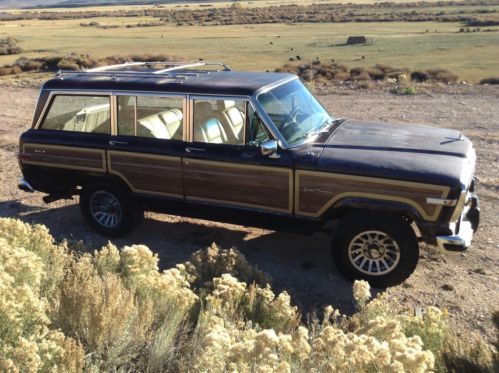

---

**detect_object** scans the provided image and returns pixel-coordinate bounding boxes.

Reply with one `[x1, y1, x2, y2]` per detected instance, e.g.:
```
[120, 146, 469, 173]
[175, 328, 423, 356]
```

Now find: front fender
[326, 196, 424, 222]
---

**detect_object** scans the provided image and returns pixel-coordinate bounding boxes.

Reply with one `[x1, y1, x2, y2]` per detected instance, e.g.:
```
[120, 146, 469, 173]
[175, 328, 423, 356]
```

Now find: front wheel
[332, 211, 419, 288]
[80, 182, 141, 237]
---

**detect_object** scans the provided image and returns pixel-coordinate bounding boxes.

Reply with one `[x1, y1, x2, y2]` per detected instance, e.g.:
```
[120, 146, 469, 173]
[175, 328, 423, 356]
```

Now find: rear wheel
[332, 211, 419, 288]
[80, 182, 141, 237]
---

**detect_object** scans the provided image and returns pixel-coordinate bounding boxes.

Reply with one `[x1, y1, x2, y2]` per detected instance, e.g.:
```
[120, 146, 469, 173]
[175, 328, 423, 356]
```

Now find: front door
[106, 94, 186, 199]
[183, 97, 293, 214]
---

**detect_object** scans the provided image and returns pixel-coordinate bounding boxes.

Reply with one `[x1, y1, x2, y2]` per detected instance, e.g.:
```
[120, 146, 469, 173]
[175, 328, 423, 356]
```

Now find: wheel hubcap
[89, 191, 122, 228]
[348, 230, 400, 276]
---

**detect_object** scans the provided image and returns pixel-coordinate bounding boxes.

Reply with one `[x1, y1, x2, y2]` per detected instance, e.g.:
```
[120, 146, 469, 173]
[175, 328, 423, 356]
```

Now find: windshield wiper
[290, 118, 344, 144]
[317, 117, 343, 133]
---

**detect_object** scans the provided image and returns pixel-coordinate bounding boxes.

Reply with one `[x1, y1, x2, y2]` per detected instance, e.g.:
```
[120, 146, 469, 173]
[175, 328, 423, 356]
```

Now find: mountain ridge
[0, 0, 175, 9]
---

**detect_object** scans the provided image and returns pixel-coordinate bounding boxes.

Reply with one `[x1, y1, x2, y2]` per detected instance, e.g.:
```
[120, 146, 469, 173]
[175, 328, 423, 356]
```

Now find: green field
[1, 12, 498, 82]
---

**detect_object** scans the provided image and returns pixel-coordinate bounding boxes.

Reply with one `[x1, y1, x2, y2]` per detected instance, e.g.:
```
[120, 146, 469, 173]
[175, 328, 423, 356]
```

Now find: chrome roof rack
[55, 61, 231, 80]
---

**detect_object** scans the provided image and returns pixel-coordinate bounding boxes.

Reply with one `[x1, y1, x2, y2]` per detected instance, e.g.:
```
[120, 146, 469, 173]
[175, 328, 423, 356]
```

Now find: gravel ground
[0, 83, 497, 344]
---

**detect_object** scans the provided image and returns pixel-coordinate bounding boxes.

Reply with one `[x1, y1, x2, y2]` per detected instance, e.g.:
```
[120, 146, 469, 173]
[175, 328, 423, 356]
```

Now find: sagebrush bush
[0, 218, 497, 372]
[182, 242, 270, 290]
[0, 53, 182, 76]
[277, 62, 460, 85]
[480, 77, 499, 85]
[0, 219, 84, 371]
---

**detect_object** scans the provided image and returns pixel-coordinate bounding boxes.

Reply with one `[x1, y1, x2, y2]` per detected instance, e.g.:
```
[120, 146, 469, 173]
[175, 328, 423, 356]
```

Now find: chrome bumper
[436, 219, 473, 251]
[18, 178, 34, 193]
[436, 192, 479, 251]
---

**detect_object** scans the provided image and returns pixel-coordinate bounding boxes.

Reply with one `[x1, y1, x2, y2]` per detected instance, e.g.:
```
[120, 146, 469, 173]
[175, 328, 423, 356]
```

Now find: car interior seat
[220, 100, 245, 143]
[137, 108, 183, 139]
[63, 104, 110, 133]
[138, 114, 169, 139]
[159, 108, 183, 140]
[199, 118, 228, 144]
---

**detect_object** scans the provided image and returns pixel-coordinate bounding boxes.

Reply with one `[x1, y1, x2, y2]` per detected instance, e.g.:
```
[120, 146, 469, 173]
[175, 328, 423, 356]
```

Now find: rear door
[106, 94, 186, 199]
[183, 96, 293, 214]
[20, 92, 112, 189]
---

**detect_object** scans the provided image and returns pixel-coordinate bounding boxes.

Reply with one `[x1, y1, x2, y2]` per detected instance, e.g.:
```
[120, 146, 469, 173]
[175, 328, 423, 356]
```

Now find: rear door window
[41, 95, 111, 134]
[117, 95, 184, 140]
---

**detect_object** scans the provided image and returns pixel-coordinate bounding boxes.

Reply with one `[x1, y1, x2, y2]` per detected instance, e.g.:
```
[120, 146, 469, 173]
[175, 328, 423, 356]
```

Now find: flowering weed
[0, 218, 496, 372]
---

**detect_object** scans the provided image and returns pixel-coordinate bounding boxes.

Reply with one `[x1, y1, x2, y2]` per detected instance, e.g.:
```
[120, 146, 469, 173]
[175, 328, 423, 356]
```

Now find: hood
[313, 120, 474, 187]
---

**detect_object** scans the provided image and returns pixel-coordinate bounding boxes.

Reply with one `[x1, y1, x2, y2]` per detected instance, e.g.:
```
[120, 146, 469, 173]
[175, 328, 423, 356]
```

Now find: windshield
[257, 79, 335, 146]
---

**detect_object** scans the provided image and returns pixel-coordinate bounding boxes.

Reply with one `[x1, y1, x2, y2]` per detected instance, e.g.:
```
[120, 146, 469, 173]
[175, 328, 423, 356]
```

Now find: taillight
[17, 139, 28, 165]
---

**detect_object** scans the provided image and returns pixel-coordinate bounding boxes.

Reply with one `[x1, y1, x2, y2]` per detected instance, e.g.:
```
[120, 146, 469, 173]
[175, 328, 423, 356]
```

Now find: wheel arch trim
[326, 196, 424, 222]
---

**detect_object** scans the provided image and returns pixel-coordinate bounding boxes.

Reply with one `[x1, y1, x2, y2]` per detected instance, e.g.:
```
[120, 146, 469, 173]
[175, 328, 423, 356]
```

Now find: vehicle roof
[41, 70, 295, 96]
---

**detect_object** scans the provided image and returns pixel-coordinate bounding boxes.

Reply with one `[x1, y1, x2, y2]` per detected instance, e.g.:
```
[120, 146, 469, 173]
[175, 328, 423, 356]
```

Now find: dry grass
[0, 218, 497, 372]
[0, 14, 498, 82]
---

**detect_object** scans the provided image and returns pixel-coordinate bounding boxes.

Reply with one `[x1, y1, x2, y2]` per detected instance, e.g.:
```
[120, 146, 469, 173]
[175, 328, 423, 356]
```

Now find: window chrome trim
[188, 94, 259, 146]
[31, 88, 44, 128]
[426, 197, 457, 206]
[34, 88, 288, 148]
[252, 75, 300, 150]
[113, 91, 187, 141]
[254, 75, 299, 96]
[34, 90, 113, 130]
[110, 95, 117, 136]
[450, 190, 468, 223]
[250, 95, 288, 149]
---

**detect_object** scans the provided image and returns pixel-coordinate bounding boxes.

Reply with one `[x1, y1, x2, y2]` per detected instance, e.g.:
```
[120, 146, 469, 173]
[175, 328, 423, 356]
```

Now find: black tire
[331, 211, 419, 288]
[80, 182, 140, 237]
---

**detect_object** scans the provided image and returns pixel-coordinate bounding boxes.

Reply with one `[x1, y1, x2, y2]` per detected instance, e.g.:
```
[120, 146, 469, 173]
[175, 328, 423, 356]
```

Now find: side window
[41, 95, 110, 134]
[246, 103, 270, 146]
[117, 95, 183, 140]
[193, 99, 246, 145]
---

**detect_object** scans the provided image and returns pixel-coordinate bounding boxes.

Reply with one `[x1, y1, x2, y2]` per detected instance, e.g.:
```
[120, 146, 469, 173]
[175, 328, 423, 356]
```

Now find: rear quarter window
[41, 95, 111, 134]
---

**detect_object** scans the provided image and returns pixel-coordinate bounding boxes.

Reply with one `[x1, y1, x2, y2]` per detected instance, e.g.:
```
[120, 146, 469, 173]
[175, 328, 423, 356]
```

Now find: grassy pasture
[1, 17, 498, 82]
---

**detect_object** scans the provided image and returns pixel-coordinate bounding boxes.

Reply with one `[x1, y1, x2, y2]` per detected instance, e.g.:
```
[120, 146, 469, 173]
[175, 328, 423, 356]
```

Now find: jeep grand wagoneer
[17, 61, 479, 287]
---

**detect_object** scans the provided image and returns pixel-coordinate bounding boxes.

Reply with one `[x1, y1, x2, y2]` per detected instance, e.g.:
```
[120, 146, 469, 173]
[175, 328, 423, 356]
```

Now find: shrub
[403, 86, 418, 95]
[0, 218, 496, 372]
[0, 219, 84, 371]
[480, 77, 499, 85]
[411, 70, 430, 82]
[426, 68, 458, 83]
[277, 62, 461, 86]
[0, 53, 179, 77]
[181, 243, 270, 290]
[0, 37, 23, 55]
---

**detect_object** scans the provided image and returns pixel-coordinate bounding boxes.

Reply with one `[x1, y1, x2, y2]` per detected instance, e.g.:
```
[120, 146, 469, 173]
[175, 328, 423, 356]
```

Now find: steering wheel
[290, 106, 303, 123]
[280, 106, 302, 132]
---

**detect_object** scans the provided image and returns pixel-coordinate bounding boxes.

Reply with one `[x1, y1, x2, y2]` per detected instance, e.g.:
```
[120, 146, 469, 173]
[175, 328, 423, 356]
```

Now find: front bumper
[436, 193, 480, 251]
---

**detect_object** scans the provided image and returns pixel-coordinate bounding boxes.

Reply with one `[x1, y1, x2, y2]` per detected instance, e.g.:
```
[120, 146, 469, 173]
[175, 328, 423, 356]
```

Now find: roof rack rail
[55, 61, 231, 79]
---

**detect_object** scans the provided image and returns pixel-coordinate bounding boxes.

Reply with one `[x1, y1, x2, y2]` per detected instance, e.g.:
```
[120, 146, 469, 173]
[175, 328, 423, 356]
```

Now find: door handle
[109, 140, 129, 146]
[185, 147, 206, 153]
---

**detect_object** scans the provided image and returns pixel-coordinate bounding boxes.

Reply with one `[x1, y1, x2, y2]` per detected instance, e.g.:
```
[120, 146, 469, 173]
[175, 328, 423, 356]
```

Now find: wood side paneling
[108, 151, 183, 197]
[296, 170, 449, 221]
[22, 143, 105, 172]
[184, 159, 292, 213]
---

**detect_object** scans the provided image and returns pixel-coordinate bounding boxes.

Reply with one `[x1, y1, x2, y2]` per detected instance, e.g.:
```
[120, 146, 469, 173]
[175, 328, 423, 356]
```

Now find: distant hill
[0, 0, 175, 9]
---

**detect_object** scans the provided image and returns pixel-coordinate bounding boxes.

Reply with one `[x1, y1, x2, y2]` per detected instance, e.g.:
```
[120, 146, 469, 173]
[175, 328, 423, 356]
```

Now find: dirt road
[1, 83, 497, 343]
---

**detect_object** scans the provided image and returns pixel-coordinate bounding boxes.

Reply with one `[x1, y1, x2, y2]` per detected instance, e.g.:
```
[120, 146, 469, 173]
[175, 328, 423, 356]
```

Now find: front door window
[192, 99, 268, 146]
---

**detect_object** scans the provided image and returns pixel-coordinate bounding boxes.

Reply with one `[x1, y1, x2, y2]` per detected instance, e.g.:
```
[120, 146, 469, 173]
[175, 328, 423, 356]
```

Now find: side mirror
[260, 139, 280, 159]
